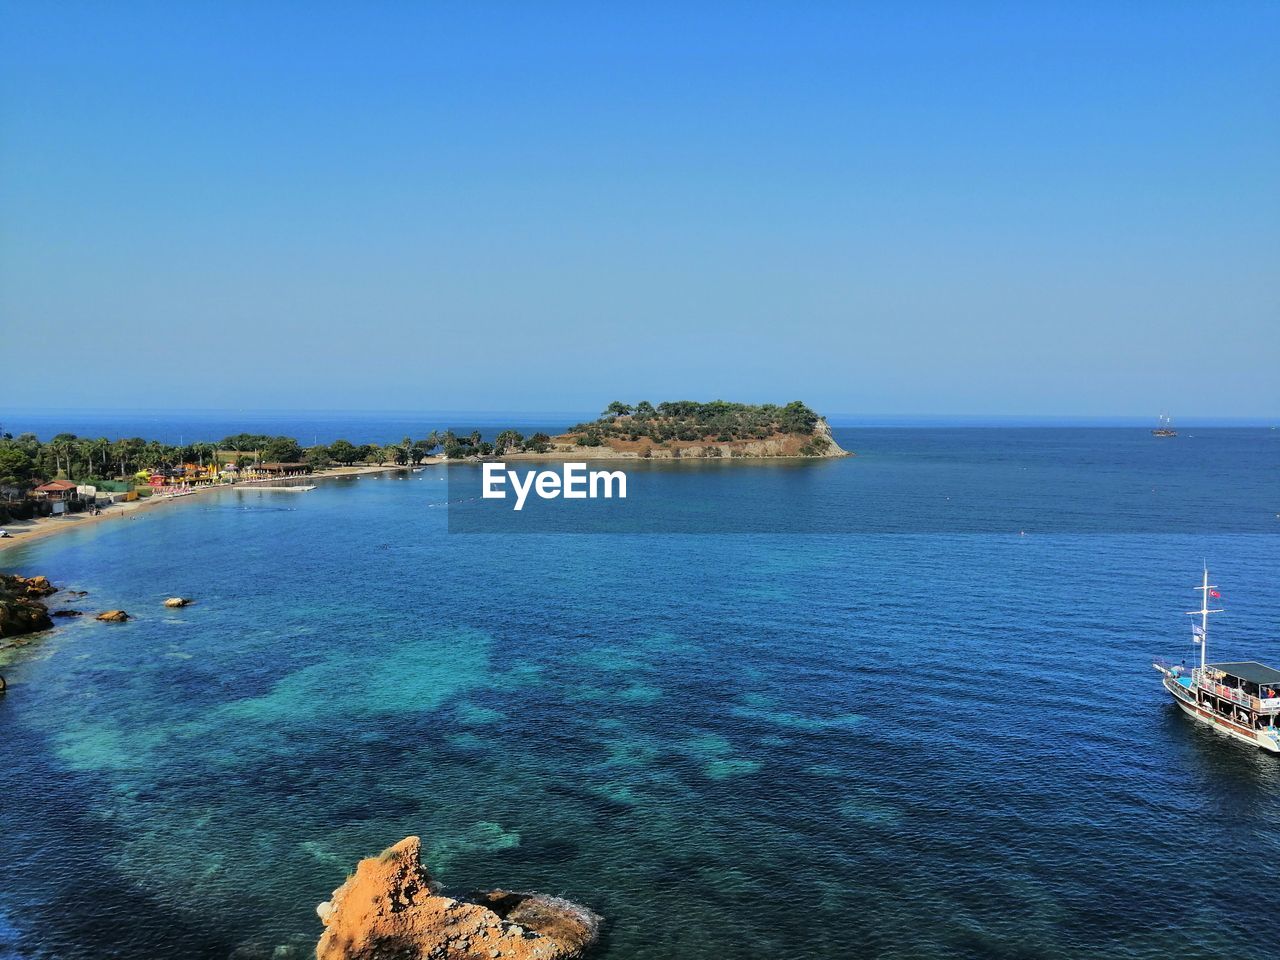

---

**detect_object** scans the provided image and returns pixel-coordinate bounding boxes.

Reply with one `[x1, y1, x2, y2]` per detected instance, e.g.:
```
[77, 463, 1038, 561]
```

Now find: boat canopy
[1208, 662, 1280, 687]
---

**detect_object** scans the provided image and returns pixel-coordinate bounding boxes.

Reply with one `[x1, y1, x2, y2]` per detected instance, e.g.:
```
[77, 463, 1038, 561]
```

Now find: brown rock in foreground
[14, 575, 57, 598]
[0, 574, 56, 638]
[96, 610, 130, 622]
[316, 836, 600, 960]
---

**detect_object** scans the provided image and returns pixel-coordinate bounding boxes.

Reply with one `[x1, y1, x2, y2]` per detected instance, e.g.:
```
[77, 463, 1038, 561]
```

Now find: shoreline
[0, 463, 414, 558]
[0, 447, 847, 558]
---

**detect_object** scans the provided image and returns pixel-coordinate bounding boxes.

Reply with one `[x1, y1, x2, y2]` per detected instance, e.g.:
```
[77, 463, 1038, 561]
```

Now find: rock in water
[316, 836, 601, 960]
[163, 597, 192, 608]
[0, 574, 56, 638]
[95, 610, 130, 622]
[16, 575, 57, 598]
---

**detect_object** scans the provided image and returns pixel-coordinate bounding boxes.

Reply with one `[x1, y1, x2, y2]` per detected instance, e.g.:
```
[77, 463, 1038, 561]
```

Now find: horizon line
[1, 406, 1275, 428]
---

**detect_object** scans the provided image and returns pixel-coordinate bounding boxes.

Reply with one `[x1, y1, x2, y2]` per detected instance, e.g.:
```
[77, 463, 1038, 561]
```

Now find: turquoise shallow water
[2, 429, 1279, 959]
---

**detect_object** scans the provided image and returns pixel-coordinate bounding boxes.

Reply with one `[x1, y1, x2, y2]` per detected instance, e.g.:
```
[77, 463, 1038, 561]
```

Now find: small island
[506, 400, 850, 460]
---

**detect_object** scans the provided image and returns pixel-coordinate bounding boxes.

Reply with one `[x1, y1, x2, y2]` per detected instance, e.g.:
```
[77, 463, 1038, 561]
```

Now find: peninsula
[0, 400, 848, 549]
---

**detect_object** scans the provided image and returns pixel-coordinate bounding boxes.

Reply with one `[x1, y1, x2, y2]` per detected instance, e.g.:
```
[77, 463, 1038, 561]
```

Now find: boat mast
[1188, 565, 1224, 671]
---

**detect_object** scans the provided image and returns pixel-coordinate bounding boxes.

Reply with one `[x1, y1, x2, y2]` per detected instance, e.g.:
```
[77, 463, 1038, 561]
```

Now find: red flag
[1210, 589, 1221, 599]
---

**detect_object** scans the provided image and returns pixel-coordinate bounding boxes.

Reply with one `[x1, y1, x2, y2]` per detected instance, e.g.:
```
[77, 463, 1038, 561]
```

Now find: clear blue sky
[1, 1, 1276, 418]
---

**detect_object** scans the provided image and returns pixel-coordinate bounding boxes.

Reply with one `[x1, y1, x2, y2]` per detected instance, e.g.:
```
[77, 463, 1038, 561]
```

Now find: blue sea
[2, 426, 1279, 960]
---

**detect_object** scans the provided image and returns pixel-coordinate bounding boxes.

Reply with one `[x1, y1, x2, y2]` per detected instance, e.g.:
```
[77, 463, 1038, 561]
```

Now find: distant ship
[1153, 568, 1280, 752]
[1151, 413, 1177, 437]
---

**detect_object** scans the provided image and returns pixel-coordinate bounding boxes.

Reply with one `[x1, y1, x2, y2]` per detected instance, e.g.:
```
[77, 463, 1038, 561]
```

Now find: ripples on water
[1, 430, 1278, 959]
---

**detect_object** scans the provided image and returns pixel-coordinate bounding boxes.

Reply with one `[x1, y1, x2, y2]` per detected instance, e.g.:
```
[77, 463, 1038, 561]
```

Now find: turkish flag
[1210, 589, 1221, 599]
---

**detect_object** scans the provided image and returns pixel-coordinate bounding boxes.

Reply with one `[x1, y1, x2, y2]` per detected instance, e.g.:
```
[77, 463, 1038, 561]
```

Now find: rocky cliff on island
[316, 836, 601, 960]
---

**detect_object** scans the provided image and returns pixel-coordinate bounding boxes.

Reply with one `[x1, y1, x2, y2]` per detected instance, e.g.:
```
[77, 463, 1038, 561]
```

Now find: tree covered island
[520, 400, 850, 460]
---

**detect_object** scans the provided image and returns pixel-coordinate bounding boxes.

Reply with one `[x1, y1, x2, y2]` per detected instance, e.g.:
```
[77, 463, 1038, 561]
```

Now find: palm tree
[48, 437, 74, 479]
[73, 438, 96, 480]
[191, 442, 214, 469]
[87, 437, 110, 478]
[141, 441, 168, 470]
[494, 430, 524, 455]
[113, 438, 144, 478]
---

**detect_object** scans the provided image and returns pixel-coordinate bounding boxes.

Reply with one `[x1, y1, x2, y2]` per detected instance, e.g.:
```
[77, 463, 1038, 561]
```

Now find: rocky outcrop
[52, 609, 84, 618]
[95, 610, 130, 622]
[0, 573, 56, 638]
[809, 418, 847, 457]
[163, 597, 192, 608]
[13, 575, 57, 598]
[316, 836, 600, 960]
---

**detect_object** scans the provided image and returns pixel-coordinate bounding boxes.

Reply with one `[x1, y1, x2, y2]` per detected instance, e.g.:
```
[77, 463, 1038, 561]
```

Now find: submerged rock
[95, 610, 130, 622]
[0, 574, 56, 638]
[316, 836, 601, 960]
[52, 609, 84, 618]
[163, 597, 192, 608]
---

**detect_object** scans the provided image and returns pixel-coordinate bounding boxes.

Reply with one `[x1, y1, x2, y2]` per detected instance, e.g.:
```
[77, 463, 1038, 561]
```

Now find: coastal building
[248, 462, 312, 478]
[32, 480, 78, 502]
[32, 479, 80, 515]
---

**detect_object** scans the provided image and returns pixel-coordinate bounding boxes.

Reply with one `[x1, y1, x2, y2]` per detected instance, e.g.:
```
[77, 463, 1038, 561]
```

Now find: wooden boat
[1153, 568, 1280, 752]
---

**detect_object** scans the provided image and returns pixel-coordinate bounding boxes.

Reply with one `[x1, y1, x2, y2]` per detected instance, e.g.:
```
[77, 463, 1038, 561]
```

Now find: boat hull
[1162, 676, 1280, 752]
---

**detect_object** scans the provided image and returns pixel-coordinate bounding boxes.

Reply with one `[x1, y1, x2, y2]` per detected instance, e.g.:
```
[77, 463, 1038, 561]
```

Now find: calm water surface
[2, 429, 1278, 959]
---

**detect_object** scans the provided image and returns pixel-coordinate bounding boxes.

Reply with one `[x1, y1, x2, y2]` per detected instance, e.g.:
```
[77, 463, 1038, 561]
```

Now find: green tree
[113, 438, 144, 477]
[328, 439, 360, 465]
[778, 401, 818, 434]
[306, 445, 332, 470]
[523, 432, 552, 453]
[190, 442, 216, 470]
[48, 434, 77, 479]
[220, 433, 274, 453]
[263, 437, 304, 463]
[410, 439, 434, 465]
[494, 429, 524, 455]
[86, 437, 111, 477]
[0, 447, 35, 491]
[140, 441, 169, 470]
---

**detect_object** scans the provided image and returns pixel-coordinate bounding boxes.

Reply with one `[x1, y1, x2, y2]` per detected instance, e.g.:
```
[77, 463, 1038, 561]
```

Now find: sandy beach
[0, 462, 419, 557]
